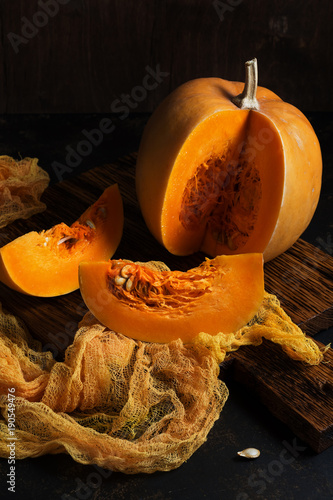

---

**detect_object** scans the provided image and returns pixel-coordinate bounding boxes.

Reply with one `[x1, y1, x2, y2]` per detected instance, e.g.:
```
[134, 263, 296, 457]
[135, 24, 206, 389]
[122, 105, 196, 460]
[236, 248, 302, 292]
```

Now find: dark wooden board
[264, 239, 333, 336]
[0, 152, 332, 452]
[221, 341, 333, 454]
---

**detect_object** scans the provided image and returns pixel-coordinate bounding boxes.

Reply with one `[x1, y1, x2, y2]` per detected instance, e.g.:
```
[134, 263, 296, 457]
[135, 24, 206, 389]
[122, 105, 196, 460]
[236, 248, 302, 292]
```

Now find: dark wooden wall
[0, 0, 332, 114]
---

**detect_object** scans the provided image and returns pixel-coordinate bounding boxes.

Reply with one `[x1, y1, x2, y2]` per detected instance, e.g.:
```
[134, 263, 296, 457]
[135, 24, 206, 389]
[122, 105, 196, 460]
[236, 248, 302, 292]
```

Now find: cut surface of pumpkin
[79, 253, 264, 343]
[0, 184, 123, 297]
[136, 59, 322, 261]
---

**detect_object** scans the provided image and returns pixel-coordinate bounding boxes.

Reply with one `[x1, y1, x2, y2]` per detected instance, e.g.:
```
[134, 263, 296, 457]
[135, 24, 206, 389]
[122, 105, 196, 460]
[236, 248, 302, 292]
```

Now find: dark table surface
[0, 112, 332, 500]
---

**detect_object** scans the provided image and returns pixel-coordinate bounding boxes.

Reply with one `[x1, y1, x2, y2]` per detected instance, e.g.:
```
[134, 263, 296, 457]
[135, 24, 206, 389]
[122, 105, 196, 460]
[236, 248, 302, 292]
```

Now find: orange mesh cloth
[0, 307, 227, 473]
[0, 156, 49, 228]
[0, 280, 325, 473]
[194, 292, 324, 365]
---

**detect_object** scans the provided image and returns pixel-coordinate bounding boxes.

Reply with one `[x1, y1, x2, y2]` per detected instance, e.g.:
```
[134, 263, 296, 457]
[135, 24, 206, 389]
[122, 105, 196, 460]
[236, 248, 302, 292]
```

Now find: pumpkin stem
[232, 58, 259, 110]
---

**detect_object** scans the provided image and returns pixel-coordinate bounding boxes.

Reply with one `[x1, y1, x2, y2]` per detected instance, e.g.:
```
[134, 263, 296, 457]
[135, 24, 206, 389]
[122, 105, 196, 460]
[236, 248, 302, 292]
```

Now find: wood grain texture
[0, 0, 332, 113]
[0, 152, 332, 452]
[264, 239, 333, 336]
[221, 340, 333, 453]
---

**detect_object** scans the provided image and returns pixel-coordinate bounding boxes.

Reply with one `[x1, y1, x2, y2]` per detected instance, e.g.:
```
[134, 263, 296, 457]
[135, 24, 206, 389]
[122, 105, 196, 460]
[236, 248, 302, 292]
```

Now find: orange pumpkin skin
[0, 184, 123, 297]
[135, 71, 322, 262]
[78, 253, 264, 344]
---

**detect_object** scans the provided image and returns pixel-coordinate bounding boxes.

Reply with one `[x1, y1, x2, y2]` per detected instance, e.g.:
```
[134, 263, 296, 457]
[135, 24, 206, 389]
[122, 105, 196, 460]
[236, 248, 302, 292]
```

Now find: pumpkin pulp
[78, 253, 264, 343]
[0, 184, 123, 297]
[164, 109, 285, 257]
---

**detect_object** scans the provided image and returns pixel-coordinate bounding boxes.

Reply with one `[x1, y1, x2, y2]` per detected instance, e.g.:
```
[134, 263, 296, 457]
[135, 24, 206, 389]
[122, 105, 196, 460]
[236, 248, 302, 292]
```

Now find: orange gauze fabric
[0, 310, 227, 473]
[193, 292, 324, 365]
[0, 156, 49, 229]
[0, 287, 325, 473]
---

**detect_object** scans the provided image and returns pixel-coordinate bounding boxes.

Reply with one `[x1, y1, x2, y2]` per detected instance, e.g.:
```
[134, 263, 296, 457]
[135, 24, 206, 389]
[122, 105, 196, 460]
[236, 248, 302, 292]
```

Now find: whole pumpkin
[135, 59, 322, 262]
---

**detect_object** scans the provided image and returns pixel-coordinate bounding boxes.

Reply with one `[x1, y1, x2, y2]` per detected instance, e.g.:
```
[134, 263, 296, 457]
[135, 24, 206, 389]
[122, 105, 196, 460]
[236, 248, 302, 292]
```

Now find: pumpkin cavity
[107, 259, 217, 314]
[38, 198, 111, 256]
[179, 152, 262, 251]
[38, 221, 95, 255]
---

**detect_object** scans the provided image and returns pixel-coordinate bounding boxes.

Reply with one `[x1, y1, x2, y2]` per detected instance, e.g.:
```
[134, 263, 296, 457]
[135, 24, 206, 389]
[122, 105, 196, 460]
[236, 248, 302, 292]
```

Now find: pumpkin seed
[114, 276, 126, 286]
[125, 278, 133, 292]
[121, 265, 132, 278]
[57, 236, 78, 246]
[86, 219, 96, 229]
[237, 448, 260, 459]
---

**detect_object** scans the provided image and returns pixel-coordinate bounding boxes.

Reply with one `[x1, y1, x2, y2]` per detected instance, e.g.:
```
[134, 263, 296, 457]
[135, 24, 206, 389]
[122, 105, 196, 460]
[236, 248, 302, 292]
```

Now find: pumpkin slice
[136, 59, 322, 261]
[0, 184, 123, 297]
[78, 253, 264, 343]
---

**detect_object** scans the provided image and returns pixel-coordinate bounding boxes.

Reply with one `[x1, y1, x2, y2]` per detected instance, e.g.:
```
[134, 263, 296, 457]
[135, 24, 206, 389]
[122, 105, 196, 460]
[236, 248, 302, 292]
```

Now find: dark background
[0, 1, 333, 500]
[0, 0, 332, 114]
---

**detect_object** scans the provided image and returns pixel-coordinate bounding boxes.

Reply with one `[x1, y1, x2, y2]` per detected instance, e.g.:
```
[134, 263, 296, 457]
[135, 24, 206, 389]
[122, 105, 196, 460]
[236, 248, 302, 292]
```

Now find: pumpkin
[78, 253, 264, 343]
[135, 59, 322, 262]
[0, 184, 123, 297]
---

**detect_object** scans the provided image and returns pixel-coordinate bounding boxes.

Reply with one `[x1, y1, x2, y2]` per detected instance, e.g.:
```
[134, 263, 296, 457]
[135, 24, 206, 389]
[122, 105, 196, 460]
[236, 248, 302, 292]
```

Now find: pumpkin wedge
[0, 184, 123, 297]
[78, 253, 264, 343]
[136, 59, 322, 262]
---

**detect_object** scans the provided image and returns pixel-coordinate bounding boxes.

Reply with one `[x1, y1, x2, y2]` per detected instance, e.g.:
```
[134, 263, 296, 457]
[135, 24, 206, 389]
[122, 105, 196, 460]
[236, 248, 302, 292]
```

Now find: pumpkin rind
[135, 67, 322, 262]
[0, 184, 123, 297]
[78, 253, 264, 343]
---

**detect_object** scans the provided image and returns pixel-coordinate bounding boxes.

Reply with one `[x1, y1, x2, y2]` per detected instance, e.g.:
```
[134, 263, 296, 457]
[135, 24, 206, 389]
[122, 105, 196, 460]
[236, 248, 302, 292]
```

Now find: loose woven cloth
[0, 289, 323, 474]
[0, 156, 49, 229]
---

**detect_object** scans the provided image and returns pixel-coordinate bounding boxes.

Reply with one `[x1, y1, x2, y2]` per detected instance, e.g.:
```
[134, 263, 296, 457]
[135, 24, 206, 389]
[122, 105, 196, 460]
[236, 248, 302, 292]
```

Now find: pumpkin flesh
[0, 184, 123, 297]
[78, 253, 264, 343]
[163, 110, 285, 257]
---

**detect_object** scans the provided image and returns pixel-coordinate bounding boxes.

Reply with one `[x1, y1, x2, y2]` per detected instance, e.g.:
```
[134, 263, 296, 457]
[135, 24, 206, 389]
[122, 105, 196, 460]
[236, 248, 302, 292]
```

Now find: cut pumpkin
[135, 59, 322, 262]
[0, 184, 123, 297]
[78, 253, 264, 343]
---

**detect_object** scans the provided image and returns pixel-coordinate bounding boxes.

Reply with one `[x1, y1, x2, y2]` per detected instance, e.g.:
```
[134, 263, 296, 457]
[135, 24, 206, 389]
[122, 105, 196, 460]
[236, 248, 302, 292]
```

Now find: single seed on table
[86, 219, 96, 229]
[114, 276, 126, 286]
[237, 448, 260, 459]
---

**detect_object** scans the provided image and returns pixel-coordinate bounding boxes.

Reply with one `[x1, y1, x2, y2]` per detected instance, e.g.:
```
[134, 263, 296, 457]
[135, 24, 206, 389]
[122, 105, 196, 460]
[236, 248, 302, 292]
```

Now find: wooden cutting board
[0, 153, 332, 453]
